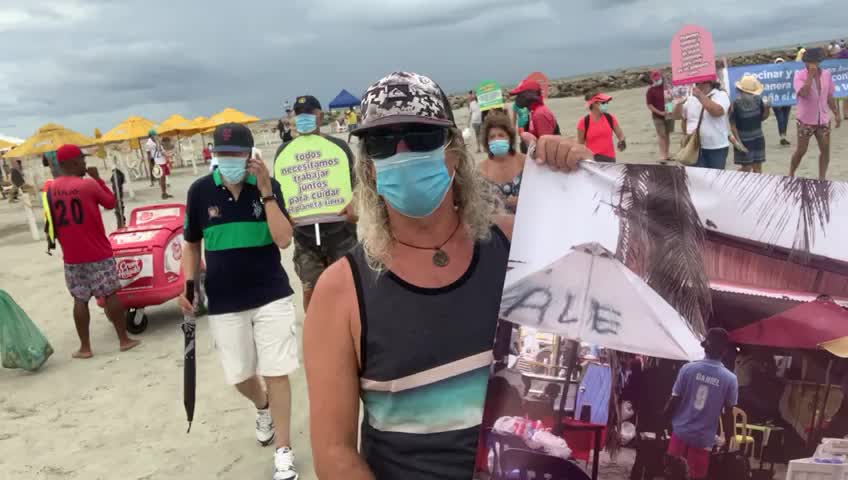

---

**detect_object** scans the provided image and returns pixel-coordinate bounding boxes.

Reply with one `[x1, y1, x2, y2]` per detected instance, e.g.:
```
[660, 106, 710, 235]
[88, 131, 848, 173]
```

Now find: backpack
[583, 113, 614, 136]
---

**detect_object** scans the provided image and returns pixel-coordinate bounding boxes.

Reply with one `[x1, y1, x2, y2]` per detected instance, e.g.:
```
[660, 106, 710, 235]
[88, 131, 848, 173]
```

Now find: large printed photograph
[473, 160, 848, 480]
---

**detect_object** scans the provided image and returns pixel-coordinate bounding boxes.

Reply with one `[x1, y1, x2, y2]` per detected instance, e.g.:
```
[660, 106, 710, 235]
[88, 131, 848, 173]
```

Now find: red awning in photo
[728, 297, 848, 349]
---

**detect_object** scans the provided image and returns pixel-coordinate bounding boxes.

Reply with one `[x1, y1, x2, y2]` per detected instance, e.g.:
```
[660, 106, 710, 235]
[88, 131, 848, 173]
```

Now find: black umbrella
[181, 280, 196, 433]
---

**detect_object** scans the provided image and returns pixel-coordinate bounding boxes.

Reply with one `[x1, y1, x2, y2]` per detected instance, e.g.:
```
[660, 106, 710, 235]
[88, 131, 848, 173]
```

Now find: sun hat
[56, 144, 87, 163]
[735, 74, 764, 95]
[585, 92, 612, 109]
[352, 71, 455, 136]
[802, 47, 826, 63]
[649, 70, 662, 82]
[774, 57, 785, 64]
[148, 128, 157, 137]
[509, 78, 543, 95]
[211, 123, 254, 153]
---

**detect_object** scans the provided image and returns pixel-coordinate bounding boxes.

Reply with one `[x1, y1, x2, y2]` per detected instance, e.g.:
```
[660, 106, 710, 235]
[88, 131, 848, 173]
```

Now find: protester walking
[8, 160, 25, 202]
[276, 95, 358, 312]
[772, 59, 793, 146]
[45, 144, 140, 358]
[346, 107, 359, 143]
[179, 123, 300, 480]
[480, 112, 524, 213]
[302, 71, 590, 480]
[144, 129, 172, 199]
[789, 48, 841, 180]
[730, 75, 769, 173]
[677, 78, 731, 170]
[578, 92, 627, 163]
[664, 328, 738, 480]
[646, 71, 674, 162]
[468, 91, 483, 153]
[510, 77, 560, 138]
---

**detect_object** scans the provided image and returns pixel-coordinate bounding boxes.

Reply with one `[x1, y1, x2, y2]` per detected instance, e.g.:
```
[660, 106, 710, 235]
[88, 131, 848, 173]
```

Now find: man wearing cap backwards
[302, 71, 590, 480]
[46, 144, 141, 358]
[510, 77, 560, 139]
[144, 129, 172, 199]
[178, 123, 300, 480]
[790, 47, 841, 180]
[275, 95, 358, 311]
[664, 328, 738, 480]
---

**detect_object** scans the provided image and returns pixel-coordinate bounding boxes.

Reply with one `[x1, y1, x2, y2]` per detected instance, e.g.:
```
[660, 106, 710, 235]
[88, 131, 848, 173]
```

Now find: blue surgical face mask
[216, 156, 247, 183]
[489, 139, 510, 157]
[295, 113, 317, 134]
[599, 103, 610, 113]
[374, 147, 453, 218]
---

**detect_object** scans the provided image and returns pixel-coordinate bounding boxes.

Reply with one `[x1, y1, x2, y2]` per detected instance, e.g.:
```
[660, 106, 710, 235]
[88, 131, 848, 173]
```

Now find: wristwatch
[261, 194, 276, 204]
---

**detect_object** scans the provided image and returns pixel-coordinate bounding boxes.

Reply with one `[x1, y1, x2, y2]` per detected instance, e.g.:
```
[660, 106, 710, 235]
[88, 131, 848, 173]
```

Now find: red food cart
[96, 203, 186, 333]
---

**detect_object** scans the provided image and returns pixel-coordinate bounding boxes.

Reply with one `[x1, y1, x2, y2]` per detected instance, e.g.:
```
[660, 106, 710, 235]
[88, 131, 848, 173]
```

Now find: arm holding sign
[693, 87, 726, 117]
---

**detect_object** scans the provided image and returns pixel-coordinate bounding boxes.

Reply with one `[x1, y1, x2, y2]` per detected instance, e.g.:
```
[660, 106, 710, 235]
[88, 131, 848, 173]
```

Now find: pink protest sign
[670, 25, 717, 86]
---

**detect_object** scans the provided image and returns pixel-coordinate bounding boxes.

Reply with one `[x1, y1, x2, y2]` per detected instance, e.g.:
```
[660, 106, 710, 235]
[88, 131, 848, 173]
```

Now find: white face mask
[653, 79, 663, 87]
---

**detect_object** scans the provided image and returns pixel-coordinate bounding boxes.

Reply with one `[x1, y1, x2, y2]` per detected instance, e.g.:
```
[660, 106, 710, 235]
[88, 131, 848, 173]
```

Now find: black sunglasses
[364, 126, 448, 160]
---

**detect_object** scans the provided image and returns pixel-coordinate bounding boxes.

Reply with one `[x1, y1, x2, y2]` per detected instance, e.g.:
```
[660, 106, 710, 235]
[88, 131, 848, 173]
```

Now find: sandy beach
[2, 85, 845, 479]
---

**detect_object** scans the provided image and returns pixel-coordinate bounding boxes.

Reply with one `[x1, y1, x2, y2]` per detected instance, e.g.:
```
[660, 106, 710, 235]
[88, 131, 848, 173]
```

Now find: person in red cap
[46, 144, 140, 358]
[510, 78, 560, 139]
[646, 70, 674, 162]
[578, 92, 627, 163]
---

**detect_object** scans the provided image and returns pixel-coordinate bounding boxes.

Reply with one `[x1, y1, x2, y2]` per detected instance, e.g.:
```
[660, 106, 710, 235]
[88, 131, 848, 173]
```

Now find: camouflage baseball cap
[352, 71, 455, 136]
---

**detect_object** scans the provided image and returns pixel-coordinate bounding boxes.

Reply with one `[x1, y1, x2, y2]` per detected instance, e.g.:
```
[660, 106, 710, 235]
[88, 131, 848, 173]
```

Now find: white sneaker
[273, 447, 298, 480]
[255, 407, 276, 446]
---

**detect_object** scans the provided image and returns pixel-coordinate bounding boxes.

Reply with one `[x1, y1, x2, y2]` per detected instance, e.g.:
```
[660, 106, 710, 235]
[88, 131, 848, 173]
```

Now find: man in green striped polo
[179, 123, 300, 480]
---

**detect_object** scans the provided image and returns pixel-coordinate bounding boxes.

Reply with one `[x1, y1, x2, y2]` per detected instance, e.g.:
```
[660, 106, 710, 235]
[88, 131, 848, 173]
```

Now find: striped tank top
[347, 225, 510, 479]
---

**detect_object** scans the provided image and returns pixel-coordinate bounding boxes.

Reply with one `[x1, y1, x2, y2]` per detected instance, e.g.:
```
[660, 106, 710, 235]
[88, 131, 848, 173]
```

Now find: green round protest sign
[273, 135, 353, 225]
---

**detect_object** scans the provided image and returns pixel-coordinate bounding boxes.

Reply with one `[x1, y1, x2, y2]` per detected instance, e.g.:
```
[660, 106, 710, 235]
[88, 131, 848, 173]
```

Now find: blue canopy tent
[328, 89, 361, 110]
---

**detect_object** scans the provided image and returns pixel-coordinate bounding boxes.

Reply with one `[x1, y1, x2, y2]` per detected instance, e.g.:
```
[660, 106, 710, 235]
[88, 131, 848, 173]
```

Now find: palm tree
[613, 164, 712, 336]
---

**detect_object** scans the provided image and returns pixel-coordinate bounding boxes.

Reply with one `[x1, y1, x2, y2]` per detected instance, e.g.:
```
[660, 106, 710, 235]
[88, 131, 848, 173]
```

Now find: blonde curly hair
[353, 126, 494, 271]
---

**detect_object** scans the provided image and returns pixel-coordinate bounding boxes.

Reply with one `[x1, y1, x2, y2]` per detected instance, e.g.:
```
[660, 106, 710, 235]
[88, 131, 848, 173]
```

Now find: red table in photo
[543, 416, 606, 480]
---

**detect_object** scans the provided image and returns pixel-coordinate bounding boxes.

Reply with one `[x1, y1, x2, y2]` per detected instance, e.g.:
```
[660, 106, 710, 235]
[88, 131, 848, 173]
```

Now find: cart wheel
[126, 309, 148, 334]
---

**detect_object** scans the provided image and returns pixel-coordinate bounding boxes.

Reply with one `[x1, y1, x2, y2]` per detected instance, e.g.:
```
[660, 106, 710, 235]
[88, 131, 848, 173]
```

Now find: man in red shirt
[510, 78, 559, 138]
[47, 144, 140, 358]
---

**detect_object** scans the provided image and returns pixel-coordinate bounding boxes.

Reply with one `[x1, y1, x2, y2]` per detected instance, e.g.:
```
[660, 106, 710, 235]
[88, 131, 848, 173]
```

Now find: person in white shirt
[676, 79, 732, 170]
[468, 91, 483, 153]
[144, 129, 172, 198]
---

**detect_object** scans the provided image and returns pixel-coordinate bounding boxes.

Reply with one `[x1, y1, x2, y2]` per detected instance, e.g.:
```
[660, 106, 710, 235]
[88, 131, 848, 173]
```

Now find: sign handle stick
[314, 223, 321, 246]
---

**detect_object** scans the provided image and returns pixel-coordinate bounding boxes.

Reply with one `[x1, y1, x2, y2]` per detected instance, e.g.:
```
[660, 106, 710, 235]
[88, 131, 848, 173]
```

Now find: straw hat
[735, 75, 764, 95]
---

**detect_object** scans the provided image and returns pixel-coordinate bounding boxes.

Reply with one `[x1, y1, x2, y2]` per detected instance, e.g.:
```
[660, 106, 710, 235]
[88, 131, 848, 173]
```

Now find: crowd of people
[28, 45, 848, 479]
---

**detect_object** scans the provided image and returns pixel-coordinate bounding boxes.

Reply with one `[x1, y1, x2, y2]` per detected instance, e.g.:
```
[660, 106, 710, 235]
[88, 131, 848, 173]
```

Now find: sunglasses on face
[364, 126, 448, 160]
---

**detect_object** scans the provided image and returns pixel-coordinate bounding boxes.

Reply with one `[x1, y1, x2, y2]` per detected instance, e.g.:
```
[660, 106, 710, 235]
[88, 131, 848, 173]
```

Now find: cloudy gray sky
[1, 0, 844, 138]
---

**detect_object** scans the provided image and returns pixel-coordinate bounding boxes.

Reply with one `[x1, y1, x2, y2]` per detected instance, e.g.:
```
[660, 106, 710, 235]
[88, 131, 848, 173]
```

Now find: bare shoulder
[312, 257, 355, 308]
[492, 214, 514, 241]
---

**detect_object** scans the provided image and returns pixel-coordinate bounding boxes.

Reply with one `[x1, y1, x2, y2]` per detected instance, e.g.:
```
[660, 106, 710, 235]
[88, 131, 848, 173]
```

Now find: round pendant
[432, 249, 450, 267]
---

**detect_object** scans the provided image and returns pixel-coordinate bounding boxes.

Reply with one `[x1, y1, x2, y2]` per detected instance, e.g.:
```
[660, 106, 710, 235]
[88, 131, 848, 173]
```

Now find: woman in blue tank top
[302, 71, 591, 480]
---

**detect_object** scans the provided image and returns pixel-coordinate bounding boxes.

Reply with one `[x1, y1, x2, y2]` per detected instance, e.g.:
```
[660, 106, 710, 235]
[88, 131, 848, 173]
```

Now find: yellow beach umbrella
[97, 116, 156, 145]
[0, 139, 18, 150]
[156, 114, 193, 136]
[5, 123, 96, 158]
[820, 337, 848, 358]
[202, 108, 259, 133]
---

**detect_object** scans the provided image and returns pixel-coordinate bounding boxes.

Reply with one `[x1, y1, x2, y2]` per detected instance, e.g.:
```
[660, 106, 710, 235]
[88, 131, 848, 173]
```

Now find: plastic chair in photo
[488, 431, 533, 480]
[499, 448, 591, 480]
[732, 407, 756, 456]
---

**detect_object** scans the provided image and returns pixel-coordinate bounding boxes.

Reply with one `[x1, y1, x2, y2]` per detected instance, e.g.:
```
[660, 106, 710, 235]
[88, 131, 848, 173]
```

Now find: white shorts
[208, 296, 299, 385]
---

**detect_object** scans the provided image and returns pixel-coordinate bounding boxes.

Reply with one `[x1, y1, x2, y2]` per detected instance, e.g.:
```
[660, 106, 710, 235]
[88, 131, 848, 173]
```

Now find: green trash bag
[0, 290, 54, 371]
